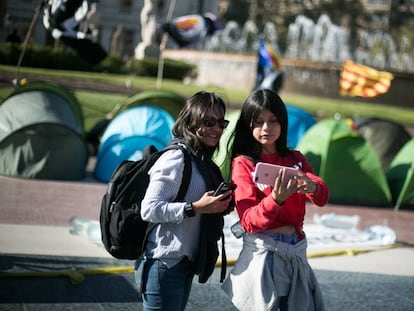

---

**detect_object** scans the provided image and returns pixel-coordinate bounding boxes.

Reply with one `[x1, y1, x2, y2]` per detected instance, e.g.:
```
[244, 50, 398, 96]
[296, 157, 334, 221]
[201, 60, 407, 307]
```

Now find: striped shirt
[141, 148, 207, 267]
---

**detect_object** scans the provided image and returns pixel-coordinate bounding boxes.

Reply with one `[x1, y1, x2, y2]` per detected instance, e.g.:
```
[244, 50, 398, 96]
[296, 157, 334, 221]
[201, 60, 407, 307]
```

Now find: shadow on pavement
[1, 253, 414, 310]
[0, 254, 139, 304]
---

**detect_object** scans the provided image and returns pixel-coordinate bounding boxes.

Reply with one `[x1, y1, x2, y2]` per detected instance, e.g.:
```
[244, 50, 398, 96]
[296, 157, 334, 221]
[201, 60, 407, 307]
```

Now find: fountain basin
[164, 49, 414, 108]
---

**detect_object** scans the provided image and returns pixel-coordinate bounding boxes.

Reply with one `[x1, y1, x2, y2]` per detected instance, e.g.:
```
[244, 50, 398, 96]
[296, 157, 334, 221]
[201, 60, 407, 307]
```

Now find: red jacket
[231, 152, 329, 238]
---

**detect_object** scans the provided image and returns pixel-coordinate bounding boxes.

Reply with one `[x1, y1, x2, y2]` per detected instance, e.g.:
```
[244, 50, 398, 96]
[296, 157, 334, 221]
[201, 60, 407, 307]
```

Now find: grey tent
[352, 117, 411, 172]
[0, 81, 88, 180]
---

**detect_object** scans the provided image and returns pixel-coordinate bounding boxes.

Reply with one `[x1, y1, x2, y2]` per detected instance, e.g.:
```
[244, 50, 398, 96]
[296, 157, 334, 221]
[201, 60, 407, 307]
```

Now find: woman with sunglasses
[136, 91, 234, 311]
[222, 89, 329, 311]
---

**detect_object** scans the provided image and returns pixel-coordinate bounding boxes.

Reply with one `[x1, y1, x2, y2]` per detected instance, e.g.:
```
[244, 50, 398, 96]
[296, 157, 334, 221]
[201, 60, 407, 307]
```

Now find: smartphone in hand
[253, 162, 298, 185]
[213, 182, 237, 197]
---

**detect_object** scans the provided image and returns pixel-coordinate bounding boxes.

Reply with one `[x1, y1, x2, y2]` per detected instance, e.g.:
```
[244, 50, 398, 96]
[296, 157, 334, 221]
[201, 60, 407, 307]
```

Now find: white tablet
[253, 162, 298, 185]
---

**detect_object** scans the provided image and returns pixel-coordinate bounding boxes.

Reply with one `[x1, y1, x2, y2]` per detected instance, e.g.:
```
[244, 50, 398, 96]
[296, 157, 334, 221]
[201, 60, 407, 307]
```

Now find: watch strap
[184, 202, 195, 217]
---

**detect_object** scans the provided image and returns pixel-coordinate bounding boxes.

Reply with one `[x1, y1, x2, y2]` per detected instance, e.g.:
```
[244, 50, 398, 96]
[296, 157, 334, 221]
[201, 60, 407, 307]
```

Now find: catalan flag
[340, 60, 394, 98]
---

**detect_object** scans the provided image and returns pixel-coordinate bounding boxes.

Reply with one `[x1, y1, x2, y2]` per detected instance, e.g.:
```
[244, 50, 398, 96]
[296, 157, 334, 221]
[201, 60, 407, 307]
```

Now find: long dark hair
[172, 91, 227, 158]
[230, 89, 290, 161]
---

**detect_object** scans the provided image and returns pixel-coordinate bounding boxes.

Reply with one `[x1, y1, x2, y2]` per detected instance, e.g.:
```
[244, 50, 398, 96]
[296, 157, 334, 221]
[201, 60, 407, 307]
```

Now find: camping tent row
[295, 118, 414, 210]
[2, 83, 411, 209]
[0, 81, 186, 183]
[0, 82, 317, 183]
[93, 94, 316, 182]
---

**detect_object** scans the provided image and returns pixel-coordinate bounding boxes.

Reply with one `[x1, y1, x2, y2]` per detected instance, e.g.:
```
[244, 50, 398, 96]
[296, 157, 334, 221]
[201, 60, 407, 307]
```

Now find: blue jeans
[135, 257, 195, 311]
[264, 232, 315, 311]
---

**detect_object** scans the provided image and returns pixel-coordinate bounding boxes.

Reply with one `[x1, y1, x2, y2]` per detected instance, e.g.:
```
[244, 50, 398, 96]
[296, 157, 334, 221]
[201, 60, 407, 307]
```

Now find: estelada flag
[258, 39, 282, 72]
[340, 60, 394, 98]
[255, 39, 284, 92]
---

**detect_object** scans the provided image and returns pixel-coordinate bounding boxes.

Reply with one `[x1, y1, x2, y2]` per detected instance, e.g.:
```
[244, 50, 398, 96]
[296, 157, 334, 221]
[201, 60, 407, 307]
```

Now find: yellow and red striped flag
[339, 60, 394, 98]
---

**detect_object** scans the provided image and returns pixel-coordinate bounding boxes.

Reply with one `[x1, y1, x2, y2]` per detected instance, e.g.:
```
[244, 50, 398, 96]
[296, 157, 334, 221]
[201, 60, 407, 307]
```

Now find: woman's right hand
[192, 190, 233, 215]
[271, 168, 298, 204]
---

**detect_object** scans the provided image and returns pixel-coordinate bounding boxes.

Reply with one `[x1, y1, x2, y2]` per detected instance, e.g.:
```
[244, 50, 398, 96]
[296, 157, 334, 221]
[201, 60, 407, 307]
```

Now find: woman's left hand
[295, 170, 318, 194]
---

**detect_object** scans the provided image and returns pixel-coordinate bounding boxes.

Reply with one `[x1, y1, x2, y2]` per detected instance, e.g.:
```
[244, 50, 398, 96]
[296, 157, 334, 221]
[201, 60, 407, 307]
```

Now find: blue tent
[286, 104, 316, 148]
[94, 105, 175, 182]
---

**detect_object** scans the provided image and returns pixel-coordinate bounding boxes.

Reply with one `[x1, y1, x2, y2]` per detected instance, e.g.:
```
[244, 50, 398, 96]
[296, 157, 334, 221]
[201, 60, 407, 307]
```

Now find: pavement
[1, 160, 414, 310]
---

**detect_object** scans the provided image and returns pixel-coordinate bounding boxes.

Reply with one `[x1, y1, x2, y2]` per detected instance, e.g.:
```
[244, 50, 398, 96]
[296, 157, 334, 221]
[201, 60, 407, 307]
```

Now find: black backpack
[100, 143, 192, 260]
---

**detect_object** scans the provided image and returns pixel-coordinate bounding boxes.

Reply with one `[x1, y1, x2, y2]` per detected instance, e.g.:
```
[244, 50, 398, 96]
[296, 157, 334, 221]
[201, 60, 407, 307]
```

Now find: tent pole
[156, 0, 176, 89]
[16, 1, 45, 83]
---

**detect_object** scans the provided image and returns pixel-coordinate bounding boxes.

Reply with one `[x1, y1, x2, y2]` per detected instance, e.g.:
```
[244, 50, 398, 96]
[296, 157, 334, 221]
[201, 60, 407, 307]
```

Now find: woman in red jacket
[222, 89, 329, 311]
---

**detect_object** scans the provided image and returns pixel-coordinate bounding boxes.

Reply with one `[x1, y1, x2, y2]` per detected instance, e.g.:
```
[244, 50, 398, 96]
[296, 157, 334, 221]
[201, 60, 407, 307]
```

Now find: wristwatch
[184, 202, 195, 218]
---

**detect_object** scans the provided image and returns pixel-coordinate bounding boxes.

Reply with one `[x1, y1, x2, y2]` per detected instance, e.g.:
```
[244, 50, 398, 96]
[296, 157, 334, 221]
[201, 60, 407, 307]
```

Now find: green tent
[0, 81, 88, 180]
[213, 109, 240, 181]
[296, 119, 392, 206]
[387, 138, 414, 210]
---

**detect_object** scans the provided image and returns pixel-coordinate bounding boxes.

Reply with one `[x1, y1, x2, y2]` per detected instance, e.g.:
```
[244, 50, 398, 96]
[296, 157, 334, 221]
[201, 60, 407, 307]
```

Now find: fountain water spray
[200, 14, 413, 73]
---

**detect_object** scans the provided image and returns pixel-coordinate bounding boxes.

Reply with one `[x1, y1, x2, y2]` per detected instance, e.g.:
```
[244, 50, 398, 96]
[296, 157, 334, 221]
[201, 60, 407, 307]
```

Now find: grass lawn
[1, 65, 414, 132]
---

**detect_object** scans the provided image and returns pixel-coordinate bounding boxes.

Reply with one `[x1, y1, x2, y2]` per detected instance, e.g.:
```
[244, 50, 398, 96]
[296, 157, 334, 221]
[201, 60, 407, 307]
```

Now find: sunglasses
[202, 117, 230, 129]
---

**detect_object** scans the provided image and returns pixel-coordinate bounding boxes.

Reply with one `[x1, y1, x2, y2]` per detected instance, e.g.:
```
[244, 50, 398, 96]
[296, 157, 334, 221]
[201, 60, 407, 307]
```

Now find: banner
[42, 0, 107, 65]
[340, 60, 394, 98]
[162, 13, 221, 48]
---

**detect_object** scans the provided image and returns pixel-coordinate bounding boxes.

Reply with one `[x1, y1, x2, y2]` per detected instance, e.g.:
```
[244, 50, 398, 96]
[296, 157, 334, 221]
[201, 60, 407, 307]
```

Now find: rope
[306, 242, 405, 258]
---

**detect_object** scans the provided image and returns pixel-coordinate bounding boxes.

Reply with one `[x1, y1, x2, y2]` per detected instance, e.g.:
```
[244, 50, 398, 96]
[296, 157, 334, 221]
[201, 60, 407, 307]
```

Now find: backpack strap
[141, 143, 192, 256]
[171, 144, 192, 200]
[154, 142, 193, 199]
[191, 155, 228, 283]
[219, 232, 226, 282]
